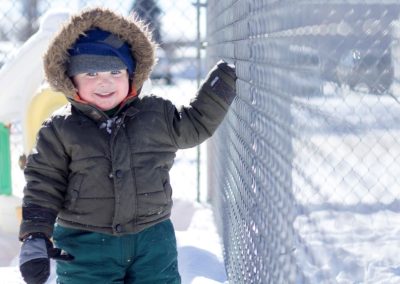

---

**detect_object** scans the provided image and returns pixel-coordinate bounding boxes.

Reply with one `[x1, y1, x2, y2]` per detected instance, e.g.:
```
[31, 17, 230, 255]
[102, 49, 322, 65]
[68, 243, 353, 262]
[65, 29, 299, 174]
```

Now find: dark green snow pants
[53, 219, 181, 284]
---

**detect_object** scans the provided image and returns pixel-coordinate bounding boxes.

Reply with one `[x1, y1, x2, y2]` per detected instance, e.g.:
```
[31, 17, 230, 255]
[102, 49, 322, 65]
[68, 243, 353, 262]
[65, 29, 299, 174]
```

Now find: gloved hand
[19, 232, 74, 284]
[201, 60, 237, 105]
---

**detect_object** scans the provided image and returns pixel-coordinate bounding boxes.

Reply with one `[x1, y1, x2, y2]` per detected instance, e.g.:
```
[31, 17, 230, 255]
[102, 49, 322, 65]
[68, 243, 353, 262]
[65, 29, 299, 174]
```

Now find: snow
[291, 83, 400, 283]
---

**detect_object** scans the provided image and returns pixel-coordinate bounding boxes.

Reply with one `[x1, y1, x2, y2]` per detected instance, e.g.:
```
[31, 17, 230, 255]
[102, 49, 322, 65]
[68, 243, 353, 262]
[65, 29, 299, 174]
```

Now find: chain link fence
[0, 0, 208, 201]
[207, 1, 400, 283]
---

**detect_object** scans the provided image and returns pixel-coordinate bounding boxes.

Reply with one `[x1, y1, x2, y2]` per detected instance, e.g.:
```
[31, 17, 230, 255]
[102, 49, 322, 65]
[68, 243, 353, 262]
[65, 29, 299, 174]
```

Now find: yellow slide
[24, 88, 67, 155]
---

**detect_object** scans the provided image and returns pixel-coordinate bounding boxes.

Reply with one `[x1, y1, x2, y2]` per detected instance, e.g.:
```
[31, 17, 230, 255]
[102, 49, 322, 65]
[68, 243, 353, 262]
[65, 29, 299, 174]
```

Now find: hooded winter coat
[19, 8, 236, 238]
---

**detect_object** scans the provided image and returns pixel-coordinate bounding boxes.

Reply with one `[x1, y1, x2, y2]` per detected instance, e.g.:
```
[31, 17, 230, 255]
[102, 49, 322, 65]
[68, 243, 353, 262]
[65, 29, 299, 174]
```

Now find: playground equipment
[0, 124, 11, 195]
[0, 10, 70, 197]
[24, 86, 67, 158]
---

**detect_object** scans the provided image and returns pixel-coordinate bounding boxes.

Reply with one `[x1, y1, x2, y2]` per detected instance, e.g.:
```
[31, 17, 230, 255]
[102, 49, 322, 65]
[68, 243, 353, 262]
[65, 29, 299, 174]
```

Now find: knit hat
[44, 7, 156, 98]
[67, 28, 136, 77]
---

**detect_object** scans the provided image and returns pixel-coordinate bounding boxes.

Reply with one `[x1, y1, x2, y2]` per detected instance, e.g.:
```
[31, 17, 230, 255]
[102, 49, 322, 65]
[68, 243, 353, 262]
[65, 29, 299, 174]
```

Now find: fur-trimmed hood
[44, 7, 157, 98]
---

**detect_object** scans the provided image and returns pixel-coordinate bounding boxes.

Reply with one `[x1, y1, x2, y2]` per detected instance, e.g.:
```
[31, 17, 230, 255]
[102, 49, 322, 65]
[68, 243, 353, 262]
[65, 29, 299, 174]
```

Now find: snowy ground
[0, 79, 227, 284]
[292, 83, 400, 283]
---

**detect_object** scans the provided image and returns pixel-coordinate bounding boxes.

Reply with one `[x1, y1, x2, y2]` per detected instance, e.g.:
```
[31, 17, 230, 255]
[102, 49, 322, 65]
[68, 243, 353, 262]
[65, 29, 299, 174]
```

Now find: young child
[18, 7, 236, 284]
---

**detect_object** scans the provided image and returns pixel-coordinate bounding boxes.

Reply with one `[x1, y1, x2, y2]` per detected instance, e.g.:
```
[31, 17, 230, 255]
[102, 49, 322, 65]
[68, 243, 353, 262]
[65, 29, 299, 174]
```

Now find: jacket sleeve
[19, 118, 69, 240]
[165, 60, 237, 149]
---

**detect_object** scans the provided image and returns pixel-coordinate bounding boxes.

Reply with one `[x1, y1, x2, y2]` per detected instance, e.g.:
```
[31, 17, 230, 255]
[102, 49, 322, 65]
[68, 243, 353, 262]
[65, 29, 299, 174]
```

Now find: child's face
[72, 69, 130, 111]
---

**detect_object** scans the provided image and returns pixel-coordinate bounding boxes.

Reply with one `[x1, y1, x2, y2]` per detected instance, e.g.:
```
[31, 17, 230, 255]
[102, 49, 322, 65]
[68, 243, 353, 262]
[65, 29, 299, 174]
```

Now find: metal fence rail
[207, 1, 400, 283]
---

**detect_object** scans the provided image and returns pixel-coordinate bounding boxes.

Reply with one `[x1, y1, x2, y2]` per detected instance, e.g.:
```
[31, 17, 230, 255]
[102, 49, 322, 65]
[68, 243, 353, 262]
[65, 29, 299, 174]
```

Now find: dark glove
[201, 60, 237, 105]
[19, 232, 74, 284]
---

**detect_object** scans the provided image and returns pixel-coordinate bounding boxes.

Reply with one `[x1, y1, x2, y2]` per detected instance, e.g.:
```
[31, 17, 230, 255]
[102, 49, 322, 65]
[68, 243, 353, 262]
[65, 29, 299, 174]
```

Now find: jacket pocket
[137, 191, 168, 217]
[64, 174, 84, 210]
[136, 173, 173, 218]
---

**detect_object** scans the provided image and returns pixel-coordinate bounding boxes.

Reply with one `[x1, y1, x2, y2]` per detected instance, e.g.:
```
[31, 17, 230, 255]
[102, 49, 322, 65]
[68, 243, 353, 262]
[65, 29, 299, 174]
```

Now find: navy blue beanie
[67, 28, 136, 76]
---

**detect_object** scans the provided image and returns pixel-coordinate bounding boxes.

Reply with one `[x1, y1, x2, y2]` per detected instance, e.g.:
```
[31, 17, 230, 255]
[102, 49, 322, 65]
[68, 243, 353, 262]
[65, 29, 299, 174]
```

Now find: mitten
[19, 232, 74, 284]
[201, 60, 237, 105]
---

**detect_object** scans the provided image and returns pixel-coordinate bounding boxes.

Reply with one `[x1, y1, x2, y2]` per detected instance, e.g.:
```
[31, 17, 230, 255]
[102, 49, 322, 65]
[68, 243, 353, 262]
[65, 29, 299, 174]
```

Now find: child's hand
[19, 232, 74, 284]
[201, 60, 237, 104]
[215, 60, 237, 83]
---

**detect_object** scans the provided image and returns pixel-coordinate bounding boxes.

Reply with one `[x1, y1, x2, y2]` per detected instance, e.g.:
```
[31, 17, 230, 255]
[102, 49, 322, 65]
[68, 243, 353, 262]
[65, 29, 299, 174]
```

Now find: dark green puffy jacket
[19, 8, 236, 239]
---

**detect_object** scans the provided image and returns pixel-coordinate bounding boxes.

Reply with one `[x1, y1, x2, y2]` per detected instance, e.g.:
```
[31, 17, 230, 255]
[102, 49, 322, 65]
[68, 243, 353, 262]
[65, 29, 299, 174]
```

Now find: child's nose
[98, 75, 114, 86]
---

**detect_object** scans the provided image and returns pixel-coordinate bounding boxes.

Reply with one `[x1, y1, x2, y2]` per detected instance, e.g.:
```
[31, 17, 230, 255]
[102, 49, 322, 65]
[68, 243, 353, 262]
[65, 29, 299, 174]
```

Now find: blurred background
[1, 1, 400, 283]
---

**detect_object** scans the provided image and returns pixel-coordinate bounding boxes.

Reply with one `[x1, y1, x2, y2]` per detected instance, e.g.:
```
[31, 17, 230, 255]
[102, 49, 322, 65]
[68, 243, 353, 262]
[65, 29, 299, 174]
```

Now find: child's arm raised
[165, 60, 237, 148]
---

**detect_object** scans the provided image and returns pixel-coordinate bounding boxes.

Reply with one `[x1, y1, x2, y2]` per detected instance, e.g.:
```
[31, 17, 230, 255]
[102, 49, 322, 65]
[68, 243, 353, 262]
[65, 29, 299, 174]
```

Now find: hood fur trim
[44, 7, 157, 98]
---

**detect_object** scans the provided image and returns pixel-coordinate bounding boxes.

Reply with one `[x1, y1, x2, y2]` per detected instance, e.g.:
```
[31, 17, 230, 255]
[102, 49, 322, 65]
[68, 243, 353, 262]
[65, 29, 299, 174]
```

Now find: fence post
[0, 122, 12, 195]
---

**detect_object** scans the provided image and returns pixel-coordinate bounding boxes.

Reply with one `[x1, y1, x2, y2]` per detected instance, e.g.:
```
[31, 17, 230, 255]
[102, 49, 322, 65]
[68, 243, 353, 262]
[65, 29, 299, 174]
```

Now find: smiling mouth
[95, 92, 115, 98]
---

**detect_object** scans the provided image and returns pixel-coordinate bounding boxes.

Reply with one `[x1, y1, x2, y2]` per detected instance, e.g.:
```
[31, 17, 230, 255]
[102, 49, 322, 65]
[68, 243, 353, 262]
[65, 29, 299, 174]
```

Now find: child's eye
[86, 72, 97, 77]
[110, 70, 122, 75]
